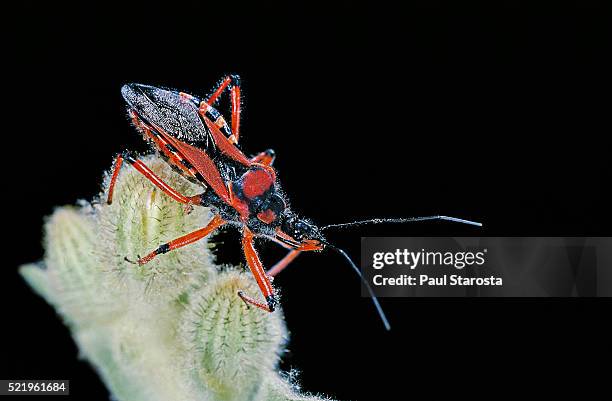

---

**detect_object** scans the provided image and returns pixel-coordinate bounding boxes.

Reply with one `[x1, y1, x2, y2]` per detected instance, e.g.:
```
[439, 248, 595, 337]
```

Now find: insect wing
[122, 83, 214, 149]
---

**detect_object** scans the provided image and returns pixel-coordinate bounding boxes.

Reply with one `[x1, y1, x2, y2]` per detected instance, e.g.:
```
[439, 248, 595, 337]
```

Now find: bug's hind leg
[206, 74, 241, 106]
[238, 228, 277, 312]
[136, 215, 226, 265]
[106, 152, 203, 208]
[250, 149, 276, 166]
[200, 74, 242, 144]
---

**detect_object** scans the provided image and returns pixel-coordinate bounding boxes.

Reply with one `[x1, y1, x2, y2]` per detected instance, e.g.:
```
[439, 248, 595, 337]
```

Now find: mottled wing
[121, 83, 214, 148]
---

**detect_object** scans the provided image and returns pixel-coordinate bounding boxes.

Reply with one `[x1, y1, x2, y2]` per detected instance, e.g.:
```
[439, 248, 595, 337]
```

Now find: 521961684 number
[1, 380, 69, 395]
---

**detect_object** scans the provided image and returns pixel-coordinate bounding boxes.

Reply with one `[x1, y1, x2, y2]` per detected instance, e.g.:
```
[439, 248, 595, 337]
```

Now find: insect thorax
[231, 167, 287, 226]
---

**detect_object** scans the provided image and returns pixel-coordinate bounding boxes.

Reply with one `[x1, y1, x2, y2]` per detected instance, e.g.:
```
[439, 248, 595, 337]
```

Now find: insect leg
[260, 235, 302, 276]
[238, 228, 277, 312]
[106, 152, 203, 206]
[137, 215, 226, 265]
[267, 250, 301, 277]
[250, 149, 276, 166]
[201, 74, 242, 143]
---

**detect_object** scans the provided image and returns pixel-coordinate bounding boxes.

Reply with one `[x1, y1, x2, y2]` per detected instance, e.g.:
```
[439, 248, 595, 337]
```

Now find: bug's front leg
[107, 152, 203, 209]
[239, 228, 277, 312]
[264, 232, 325, 277]
[267, 250, 301, 277]
[136, 215, 226, 265]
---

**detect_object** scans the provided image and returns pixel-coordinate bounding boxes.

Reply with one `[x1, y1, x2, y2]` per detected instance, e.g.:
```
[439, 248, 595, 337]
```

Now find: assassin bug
[108, 76, 481, 330]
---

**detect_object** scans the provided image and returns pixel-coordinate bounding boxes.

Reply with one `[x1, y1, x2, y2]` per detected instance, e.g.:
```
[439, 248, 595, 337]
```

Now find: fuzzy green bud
[43, 206, 122, 326]
[182, 270, 286, 401]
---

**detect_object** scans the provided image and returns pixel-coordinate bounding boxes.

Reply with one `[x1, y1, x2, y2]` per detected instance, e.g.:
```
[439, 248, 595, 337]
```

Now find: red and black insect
[108, 75, 481, 330]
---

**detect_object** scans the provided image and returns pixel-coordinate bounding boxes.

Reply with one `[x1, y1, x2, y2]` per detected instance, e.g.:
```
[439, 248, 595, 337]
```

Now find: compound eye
[293, 221, 311, 240]
[281, 216, 297, 237]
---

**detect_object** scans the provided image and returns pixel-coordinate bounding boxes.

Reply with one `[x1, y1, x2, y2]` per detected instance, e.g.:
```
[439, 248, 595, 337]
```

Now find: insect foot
[19, 154, 336, 401]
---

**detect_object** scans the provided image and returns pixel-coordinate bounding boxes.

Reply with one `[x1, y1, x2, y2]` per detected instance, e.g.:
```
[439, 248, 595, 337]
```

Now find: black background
[4, 1, 611, 400]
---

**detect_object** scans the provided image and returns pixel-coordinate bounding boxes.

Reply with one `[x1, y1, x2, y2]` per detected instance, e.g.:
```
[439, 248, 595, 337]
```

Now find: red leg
[107, 155, 124, 204]
[267, 250, 301, 277]
[137, 215, 226, 265]
[200, 75, 242, 144]
[250, 149, 276, 166]
[261, 229, 324, 277]
[106, 152, 202, 206]
[260, 234, 302, 276]
[239, 228, 277, 312]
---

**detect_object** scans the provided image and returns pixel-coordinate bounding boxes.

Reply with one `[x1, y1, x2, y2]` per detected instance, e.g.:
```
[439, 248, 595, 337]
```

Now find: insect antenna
[322, 241, 391, 331]
[321, 215, 482, 231]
